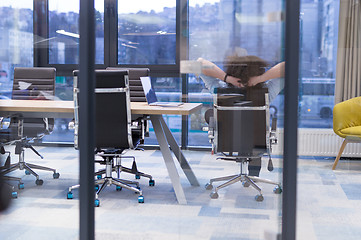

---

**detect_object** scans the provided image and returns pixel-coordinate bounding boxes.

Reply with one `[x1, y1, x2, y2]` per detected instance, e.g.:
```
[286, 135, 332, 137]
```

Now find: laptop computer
[140, 76, 183, 107]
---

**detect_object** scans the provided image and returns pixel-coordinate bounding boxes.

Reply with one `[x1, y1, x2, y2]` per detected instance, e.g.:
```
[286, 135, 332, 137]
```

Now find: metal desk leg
[150, 115, 187, 204]
[159, 117, 200, 186]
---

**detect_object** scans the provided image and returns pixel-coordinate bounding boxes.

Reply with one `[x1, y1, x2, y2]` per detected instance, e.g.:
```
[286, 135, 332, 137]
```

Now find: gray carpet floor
[0, 146, 361, 240]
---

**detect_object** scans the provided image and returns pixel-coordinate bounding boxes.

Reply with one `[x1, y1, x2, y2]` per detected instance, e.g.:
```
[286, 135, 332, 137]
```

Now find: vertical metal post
[282, 0, 300, 239]
[178, 0, 189, 149]
[33, 0, 48, 67]
[79, 0, 95, 240]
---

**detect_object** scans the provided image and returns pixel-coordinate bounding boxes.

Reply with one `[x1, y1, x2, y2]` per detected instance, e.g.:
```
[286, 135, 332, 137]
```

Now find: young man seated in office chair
[197, 55, 285, 176]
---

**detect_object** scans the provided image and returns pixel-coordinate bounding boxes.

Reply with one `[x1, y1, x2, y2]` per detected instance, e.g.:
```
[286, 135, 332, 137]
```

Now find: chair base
[0, 154, 59, 187]
[95, 161, 153, 181]
[67, 155, 149, 206]
[67, 176, 144, 206]
[205, 167, 282, 202]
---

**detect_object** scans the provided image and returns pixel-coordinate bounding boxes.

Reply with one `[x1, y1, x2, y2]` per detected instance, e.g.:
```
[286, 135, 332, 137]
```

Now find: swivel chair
[205, 87, 281, 201]
[67, 70, 154, 206]
[105, 67, 150, 175]
[332, 96, 361, 170]
[106, 67, 149, 102]
[0, 67, 60, 190]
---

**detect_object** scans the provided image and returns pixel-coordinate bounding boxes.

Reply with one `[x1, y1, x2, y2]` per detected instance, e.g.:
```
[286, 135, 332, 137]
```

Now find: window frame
[33, 0, 190, 148]
[34, 0, 187, 77]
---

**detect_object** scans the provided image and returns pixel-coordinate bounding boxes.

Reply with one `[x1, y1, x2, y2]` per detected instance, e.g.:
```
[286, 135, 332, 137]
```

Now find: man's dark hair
[224, 55, 269, 87]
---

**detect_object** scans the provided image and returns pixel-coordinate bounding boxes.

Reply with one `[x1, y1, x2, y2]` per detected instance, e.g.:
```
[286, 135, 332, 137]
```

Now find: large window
[30, 0, 339, 146]
[0, 1, 33, 99]
[187, 0, 284, 147]
[297, 0, 339, 127]
[117, 1, 176, 64]
[186, 0, 340, 147]
[48, 0, 104, 64]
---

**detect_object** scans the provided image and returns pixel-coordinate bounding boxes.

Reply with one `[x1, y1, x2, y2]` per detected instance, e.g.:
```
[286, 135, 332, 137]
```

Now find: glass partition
[0, 1, 33, 99]
[143, 76, 182, 145]
[117, 0, 177, 64]
[187, 0, 284, 147]
[297, 0, 342, 239]
[185, 0, 285, 237]
[48, 0, 104, 64]
[298, 0, 339, 128]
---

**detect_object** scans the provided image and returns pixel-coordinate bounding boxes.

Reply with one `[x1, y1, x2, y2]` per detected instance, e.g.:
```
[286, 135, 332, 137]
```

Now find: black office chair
[0, 67, 60, 191]
[205, 87, 281, 202]
[106, 67, 149, 102]
[67, 70, 154, 206]
[104, 67, 150, 176]
[106, 67, 150, 138]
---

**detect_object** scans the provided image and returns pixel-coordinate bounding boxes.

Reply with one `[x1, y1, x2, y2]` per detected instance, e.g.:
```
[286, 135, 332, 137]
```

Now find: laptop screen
[140, 76, 158, 104]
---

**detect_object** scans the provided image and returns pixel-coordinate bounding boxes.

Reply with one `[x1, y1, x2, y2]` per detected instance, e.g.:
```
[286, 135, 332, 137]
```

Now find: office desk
[131, 102, 202, 204]
[0, 100, 202, 204]
[0, 99, 74, 118]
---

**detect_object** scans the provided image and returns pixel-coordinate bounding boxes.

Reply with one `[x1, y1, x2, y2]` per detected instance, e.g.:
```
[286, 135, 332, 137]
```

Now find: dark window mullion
[178, 0, 189, 148]
[109, 0, 118, 66]
[33, 0, 49, 67]
[105, 0, 117, 67]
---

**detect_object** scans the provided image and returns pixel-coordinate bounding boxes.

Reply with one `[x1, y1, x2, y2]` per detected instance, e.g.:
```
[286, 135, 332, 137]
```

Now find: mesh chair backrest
[12, 67, 56, 100]
[106, 67, 149, 102]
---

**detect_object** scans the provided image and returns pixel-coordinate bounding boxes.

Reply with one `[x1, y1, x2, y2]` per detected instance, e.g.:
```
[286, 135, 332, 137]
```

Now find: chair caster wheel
[18, 183, 24, 190]
[12, 191, 18, 198]
[242, 181, 250, 187]
[35, 179, 44, 186]
[25, 170, 30, 175]
[138, 196, 144, 203]
[96, 175, 102, 180]
[210, 191, 219, 199]
[67, 192, 73, 199]
[135, 175, 140, 180]
[94, 199, 100, 207]
[116, 186, 122, 191]
[274, 185, 282, 194]
[149, 179, 155, 186]
[255, 194, 264, 202]
[53, 172, 60, 179]
[95, 185, 99, 191]
[205, 183, 213, 190]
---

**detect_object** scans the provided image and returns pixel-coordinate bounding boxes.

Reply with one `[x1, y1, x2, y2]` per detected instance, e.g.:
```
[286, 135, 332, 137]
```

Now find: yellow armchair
[332, 96, 361, 170]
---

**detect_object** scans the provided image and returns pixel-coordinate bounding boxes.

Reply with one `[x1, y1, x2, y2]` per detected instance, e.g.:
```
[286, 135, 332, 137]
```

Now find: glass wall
[48, 0, 104, 64]
[186, 0, 340, 148]
[44, 0, 105, 142]
[143, 76, 182, 145]
[117, 0, 176, 64]
[0, 1, 33, 99]
[185, 0, 285, 237]
[187, 0, 284, 148]
[1, 0, 351, 239]
[115, 1, 180, 145]
[298, 0, 339, 128]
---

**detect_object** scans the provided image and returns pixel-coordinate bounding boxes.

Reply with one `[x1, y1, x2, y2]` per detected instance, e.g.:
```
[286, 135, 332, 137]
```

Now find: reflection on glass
[188, 0, 339, 149]
[143, 76, 182, 145]
[0, 1, 33, 99]
[43, 76, 74, 143]
[48, 0, 104, 64]
[187, 0, 285, 238]
[298, 0, 339, 128]
[117, 1, 176, 64]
